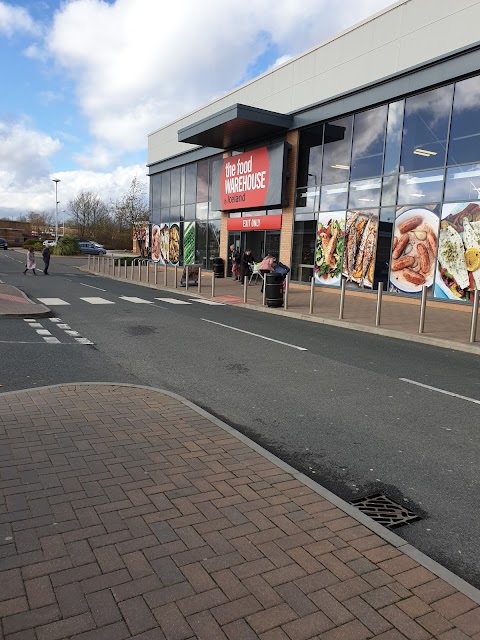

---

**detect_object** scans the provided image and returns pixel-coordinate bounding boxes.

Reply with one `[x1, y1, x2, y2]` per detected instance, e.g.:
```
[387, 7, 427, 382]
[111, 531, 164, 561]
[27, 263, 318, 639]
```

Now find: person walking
[230, 243, 241, 280]
[240, 249, 255, 284]
[42, 245, 51, 275]
[23, 248, 37, 275]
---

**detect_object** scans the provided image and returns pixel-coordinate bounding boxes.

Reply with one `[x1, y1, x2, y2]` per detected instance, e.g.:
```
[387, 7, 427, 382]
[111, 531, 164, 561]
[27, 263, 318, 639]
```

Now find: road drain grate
[351, 493, 421, 529]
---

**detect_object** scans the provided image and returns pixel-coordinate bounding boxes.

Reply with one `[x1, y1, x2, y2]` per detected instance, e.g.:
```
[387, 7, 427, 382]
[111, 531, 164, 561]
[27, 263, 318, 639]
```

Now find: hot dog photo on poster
[434, 201, 480, 301]
[389, 206, 440, 294]
[342, 209, 379, 289]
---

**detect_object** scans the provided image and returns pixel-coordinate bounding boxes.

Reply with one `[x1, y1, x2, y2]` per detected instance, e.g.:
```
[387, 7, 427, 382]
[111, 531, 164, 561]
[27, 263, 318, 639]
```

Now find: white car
[42, 240, 57, 247]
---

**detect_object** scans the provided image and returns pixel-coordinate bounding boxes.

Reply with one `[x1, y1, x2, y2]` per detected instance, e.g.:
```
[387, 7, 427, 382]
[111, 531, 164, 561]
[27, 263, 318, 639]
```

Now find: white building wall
[148, 0, 480, 166]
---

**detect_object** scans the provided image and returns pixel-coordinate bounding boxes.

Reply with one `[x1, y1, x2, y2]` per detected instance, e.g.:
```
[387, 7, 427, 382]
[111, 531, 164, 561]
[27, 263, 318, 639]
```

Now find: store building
[147, 0, 480, 303]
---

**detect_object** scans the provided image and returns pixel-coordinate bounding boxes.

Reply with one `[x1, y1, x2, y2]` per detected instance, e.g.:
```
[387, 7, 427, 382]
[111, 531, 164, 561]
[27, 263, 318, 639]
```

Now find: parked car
[0, 238, 8, 250]
[42, 239, 57, 247]
[78, 241, 107, 255]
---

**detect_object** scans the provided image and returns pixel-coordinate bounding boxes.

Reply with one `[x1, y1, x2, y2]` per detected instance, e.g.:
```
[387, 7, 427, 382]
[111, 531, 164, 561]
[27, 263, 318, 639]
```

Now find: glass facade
[293, 74, 480, 301]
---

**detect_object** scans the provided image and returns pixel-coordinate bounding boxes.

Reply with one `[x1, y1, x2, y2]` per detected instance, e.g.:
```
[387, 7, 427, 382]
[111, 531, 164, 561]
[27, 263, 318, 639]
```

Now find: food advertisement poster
[151, 224, 160, 263]
[389, 206, 440, 295]
[314, 212, 346, 286]
[157, 223, 169, 265]
[342, 209, 379, 289]
[183, 222, 195, 265]
[435, 202, 480, 301]
[169, 223, 180, 265]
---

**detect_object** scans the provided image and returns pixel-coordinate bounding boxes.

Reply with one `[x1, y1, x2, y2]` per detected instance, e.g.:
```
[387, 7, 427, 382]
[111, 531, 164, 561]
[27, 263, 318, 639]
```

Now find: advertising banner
[342, 209, 379, 289]
[389, 206, 440, 295]
[169, 223, 180, 265]
[314, 212, 346, 286]
[151, 225, 160, 262]
[183, 221, 195, 265]
[227, 214, 282, 231]
[211, 142, 287, 211]
[434, 201, 480, 301]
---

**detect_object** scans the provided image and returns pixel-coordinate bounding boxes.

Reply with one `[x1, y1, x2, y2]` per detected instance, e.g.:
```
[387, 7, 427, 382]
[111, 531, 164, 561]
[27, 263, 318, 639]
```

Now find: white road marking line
[65, 330, 81, 336]
[23, 319, 37, 322]
[155, 298, 192, 305]
[75, 337, 94, 345]
[0, 340, 57, 344]
[29, 323, 44, 328]
[44, 337, 61, 344]
[49, 318, 61, 323]
[36, 329, 52, 336]
[57, 324, 71, 330]
[37, 298, 70, 305]
[400, 378, 480, 405]
[119, 296, 154, 304]
[79, 283, 107, 291]
[80, 297, 115, 304]
[201, 319, 308, 351]
[190, 299, 225, 305]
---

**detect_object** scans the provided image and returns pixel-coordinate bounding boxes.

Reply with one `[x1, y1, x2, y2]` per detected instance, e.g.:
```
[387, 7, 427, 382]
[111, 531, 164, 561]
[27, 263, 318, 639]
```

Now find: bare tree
[112, 176, 150, 256]
[27, 211, 53, 236]
[69, 191, 110, 240]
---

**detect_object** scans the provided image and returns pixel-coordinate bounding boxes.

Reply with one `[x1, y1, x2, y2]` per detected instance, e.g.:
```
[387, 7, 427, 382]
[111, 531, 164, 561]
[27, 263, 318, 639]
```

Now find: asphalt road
[1, 250, 480, 588]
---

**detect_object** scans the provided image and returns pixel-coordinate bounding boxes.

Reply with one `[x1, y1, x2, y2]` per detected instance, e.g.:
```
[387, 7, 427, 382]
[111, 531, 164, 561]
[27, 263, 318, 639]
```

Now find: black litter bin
[265, 272, 284, 308]
[212, 257, 224, 278]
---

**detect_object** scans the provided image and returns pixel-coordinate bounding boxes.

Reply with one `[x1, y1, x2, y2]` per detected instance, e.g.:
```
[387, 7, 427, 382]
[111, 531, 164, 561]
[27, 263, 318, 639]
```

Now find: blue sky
[0, 0, 393, 220]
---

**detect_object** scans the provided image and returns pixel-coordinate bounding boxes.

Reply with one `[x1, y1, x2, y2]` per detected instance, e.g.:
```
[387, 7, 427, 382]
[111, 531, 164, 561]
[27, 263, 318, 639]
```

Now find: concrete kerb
[78, 266, 480, 356]
[2, 379, 480, 605]
[0, 285, 51, 319]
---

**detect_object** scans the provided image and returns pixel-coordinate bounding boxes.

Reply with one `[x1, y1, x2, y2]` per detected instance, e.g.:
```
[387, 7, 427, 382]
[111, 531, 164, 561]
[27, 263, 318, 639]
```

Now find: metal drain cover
[351, 493, 420, 529]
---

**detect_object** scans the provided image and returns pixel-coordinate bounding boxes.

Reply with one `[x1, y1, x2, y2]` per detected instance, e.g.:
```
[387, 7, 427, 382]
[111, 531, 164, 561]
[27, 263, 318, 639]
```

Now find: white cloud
[0, 1, 40, 36]
[45, 0, 394, 166]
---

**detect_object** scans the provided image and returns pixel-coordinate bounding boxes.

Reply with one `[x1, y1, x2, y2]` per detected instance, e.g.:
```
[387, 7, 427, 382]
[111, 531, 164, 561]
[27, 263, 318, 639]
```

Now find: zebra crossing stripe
[80, 297, 115, 304]
[155, 298, 192, 305]
[119, 296, 154, 304]
[37, 298, 70, 305]
[189, 299, 226, 305]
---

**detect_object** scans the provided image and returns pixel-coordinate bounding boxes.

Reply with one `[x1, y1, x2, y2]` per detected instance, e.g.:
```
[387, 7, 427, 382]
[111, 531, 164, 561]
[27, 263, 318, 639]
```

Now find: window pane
[400, 85, 453, 172]
[208, 206, 221, 220]
[381, 175, 398, 206]
[151, 174, 161, 221]
[170, 168, 181, 206]
[160, 171, 170, 208]
[169, 206, 180, 223]
[195, 221, 207, 266]
[444, 164, 480, 201]
[160, 208, 169, 224]
[291, 220, 317, 282]
[397, 169, 444, 205]
[321, 117, 353, 184]
[185, 164, 197, 204]
[350, 106, 387, 180]
[196, 202, 208, 220]
[184, 204, 196, 221]
[348, 178, 381, 208]
[295, 187, 319, 213]
[297, 125, 323, 188]
[207, 220, 220, 268]
[320, 182, 348, 211]
[383, 100, 404, 175]
[197, 160, 209, 202]
[448, 76, 480, 166]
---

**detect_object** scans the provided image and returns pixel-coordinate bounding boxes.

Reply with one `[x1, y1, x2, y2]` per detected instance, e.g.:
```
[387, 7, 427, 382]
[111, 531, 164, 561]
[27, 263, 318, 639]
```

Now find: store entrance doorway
[240, 230, 280, 263]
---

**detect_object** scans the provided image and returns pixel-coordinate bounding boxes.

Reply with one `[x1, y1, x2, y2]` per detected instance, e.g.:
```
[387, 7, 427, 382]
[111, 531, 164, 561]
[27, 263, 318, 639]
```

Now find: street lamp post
[52, 178, 60, 242]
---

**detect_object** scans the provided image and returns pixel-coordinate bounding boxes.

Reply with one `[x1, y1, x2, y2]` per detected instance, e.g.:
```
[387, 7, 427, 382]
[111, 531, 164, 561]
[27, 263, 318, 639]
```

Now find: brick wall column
[279, 130, 299, 267]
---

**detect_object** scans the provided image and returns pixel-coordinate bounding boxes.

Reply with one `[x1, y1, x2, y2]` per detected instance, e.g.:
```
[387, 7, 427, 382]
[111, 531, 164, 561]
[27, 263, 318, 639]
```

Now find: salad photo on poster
[389, 206, 439, 294]
[342, 209, 379, 289]
[314, 212, 345, 286]
[183, 222, 195, 265]
[435, 202, 480, 301]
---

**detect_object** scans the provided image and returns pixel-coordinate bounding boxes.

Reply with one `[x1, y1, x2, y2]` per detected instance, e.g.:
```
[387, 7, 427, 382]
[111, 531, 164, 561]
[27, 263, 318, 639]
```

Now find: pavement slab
[0, 284, 50, 318]
[0, 382, 479, 639]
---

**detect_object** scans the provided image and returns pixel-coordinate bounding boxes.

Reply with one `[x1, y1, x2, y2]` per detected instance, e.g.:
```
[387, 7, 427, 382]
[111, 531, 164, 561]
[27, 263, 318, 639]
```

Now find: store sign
[211, 142, 287, 212]
[227, 214, 282, 231]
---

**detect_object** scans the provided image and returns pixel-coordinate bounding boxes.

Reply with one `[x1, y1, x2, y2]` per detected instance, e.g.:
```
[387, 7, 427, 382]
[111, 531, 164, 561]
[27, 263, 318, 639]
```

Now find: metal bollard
[185, 266, 189, 291]
[124, 259, 127, 279]
[138, 261, 141, 281]
[198, 267, 202, 294]
[243, 276, 248, 303]
[146, 261, 150, 283]
[339, 278, 346, 319]
[418, 285, 428, 334]
[131, 261, 134, 280]
[174, 265, 178, 288]
[375, 282, 383, 326]
[262, 279, 266, 306]
[88, 255, 91, 270]
[154, 262, 158, 285]
[284, 274, 289, 309]
[309, 277, 315, 314]
[113, 258, 116, 277]
[469, 289, 479, 343]
[164, 263, 167, 287]
[211, 271, 215, 297]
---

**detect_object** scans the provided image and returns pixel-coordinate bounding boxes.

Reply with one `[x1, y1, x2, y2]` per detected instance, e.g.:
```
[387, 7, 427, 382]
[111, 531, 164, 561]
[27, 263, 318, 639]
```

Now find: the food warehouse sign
[211, 142, 287, 212]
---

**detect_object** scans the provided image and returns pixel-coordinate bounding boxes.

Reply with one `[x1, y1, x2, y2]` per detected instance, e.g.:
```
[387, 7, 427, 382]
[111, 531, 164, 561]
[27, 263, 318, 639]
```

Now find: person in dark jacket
[240, 249, 254, 283]
[42, 246, 51, 275]
[230, 243, 241, 280]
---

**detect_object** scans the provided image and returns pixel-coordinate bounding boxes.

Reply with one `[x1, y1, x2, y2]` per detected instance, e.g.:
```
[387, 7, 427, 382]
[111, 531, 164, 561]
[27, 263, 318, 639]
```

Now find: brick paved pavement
[1, 383, 480, 639]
